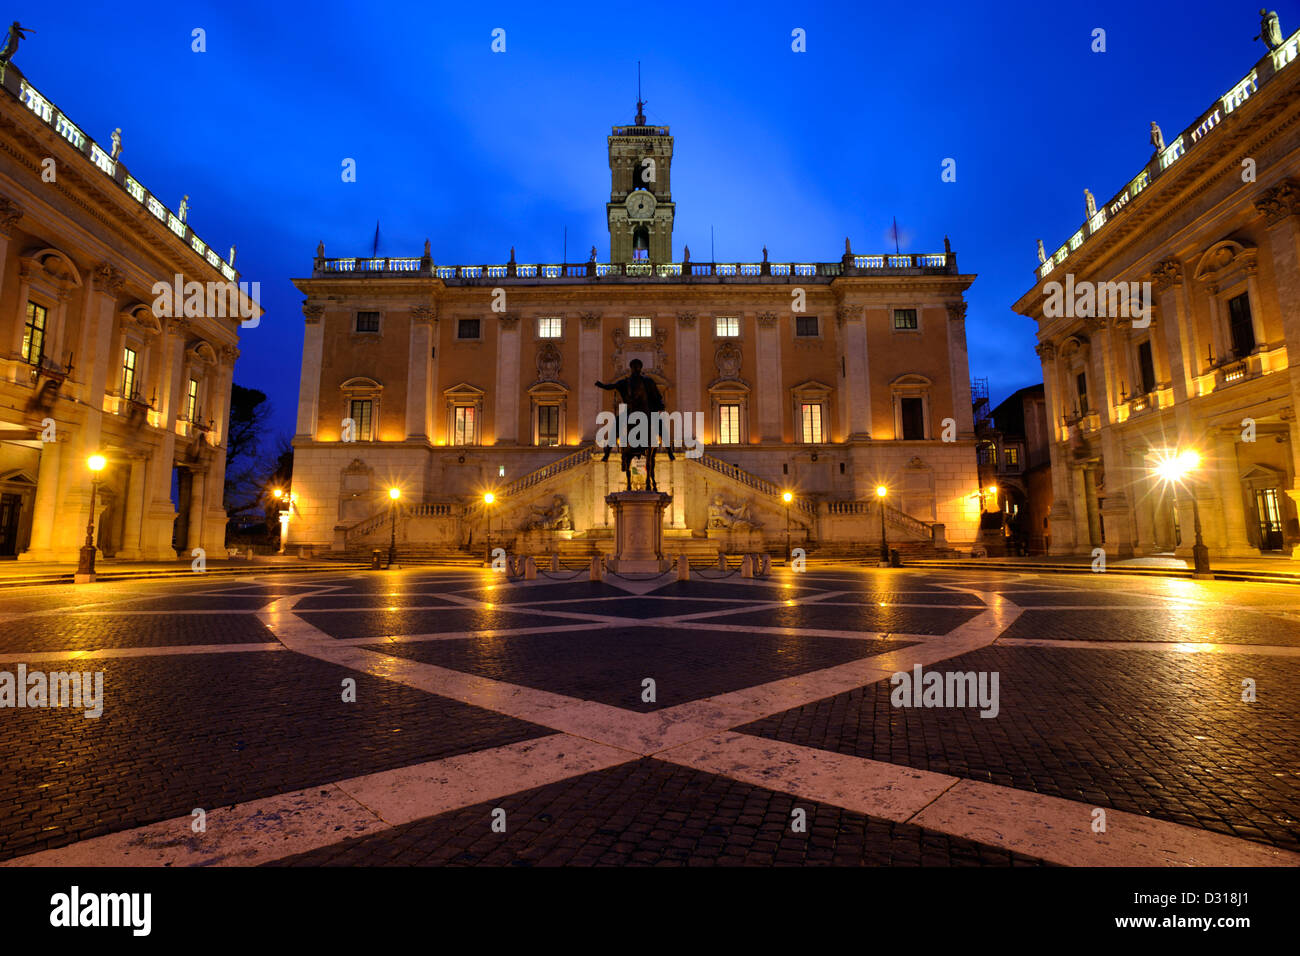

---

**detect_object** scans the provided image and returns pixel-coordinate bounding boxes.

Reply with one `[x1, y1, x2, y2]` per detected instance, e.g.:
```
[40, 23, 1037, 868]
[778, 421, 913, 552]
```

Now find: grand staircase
[331, 445, 959, 563]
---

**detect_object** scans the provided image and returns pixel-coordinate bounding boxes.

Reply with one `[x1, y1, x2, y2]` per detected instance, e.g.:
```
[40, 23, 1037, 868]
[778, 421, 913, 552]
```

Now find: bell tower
[606, 87, 675, 264]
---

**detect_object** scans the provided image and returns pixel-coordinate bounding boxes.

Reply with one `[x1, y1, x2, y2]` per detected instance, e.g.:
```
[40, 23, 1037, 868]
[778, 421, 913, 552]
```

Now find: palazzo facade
[1015, 27, 1300, 558]
[288, 108, 982, 557]
[0, 56, 247, 561]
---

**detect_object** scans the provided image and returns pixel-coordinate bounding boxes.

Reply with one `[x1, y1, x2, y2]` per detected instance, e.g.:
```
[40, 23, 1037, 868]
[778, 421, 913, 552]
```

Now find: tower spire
[635, 61, 646, 126]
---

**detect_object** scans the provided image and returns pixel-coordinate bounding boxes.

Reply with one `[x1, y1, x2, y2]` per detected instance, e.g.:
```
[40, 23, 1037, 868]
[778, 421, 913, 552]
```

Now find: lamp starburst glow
[782, 491, 793, 503]
[388, 487, 401, 500]
[87, 454, 106, 472]
[875, 485, 887, 497]
[484, 492, 495, 505]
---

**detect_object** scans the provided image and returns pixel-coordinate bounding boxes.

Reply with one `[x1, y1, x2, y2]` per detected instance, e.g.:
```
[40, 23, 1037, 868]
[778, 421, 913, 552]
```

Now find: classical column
[141, 321, 188, 558]
[1154, 258, 1194, 404]
[1211, 428, 1252, 556]
[405, 306, 434, 440]
[756, 311, 786, 440]
[945, 301, 974, 436]
[0, 198, 24, 357]
[674, 311, 701, 433]
[1081, 466, 1102, 549]
[186, 469, 206, 553]
[18, 437, 61, 559]
[494, 312, 520, 443]
[200, 348, 237, 556]
[117, 454, 147, 559]
[578, 312, 602, 441]
[836, 306, 869, 440]
[296, 305, 324, 438]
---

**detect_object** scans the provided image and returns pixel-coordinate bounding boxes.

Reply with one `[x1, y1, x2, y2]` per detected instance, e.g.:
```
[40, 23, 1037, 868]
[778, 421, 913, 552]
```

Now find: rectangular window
[349, 399, 373, 441]
[629, 316, 652, 338]
[22, 302, 47, 366]
[1076, 372, 1089, 415]
[795, 315, 819, 337]
[536, 405, 559, 446]
[537, 316, 562, 338]
[1006, 446, 1020, 466]
[893, 308, 918, 331]
[718, 404, 741, 444]
[715, 316, 739, 337]
[457, 318, 481, 340]
[1228, 293, 1255, 359]
[1137, 341, 1157, 394]
[454, 405, 477, 445]
[122, 347, 137, 399]
[800, 403, 824, 443]
[186, 379, 200, 423]
[900, 397, 925, 439]
[355, 311, 380, 333]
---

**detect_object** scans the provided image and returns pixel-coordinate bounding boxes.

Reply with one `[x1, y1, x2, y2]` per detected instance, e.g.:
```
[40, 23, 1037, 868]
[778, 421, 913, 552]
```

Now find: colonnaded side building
[0, 52, 248, 561]
[1015, 23, 1300, 558]
[288, 105, 982, 559]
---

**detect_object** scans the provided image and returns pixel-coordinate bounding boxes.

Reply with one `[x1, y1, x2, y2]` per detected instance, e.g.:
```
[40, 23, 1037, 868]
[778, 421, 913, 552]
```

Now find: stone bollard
[551, 553, 561, 572]
[677, 552, 690, 581]
[717, 552, 728, 571]
[590, 556, 603, 581]
[524, 556, 537, 580]
[759, 553, 771, 576]
[741, 554, 754, 578]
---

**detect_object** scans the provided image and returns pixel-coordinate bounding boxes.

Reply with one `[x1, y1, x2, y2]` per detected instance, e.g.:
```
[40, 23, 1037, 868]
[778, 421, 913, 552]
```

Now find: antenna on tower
[635, 61, 647, 126]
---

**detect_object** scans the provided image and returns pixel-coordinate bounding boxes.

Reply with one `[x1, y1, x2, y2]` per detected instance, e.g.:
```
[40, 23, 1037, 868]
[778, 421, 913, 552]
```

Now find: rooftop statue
[0, 21, 33, 63]
[228, 244, 236, 267]
[110, 127, 122, 160]
[1084, 189, 1097, 218]
[1037, 239, 1047, 264]
[1150, 121, 1165, 152]
[1258, 9, 1283, 50]
[589, 245, 597, 262]
[179, 195, 189, 224]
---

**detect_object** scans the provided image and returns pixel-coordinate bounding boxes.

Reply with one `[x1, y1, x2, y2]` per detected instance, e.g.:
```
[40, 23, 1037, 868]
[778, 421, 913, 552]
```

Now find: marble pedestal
[606, 491, 672, 574]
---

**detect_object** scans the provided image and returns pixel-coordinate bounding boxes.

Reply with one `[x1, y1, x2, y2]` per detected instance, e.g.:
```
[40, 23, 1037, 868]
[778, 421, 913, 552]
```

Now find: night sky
[13, 0, 1293, 442]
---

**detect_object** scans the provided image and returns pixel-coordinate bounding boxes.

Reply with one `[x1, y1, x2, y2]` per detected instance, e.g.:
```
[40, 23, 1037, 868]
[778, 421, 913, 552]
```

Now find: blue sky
[14, 0, 1294, 442]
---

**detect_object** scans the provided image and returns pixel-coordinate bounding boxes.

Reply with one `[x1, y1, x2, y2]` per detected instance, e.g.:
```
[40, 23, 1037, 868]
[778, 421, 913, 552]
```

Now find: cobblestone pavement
[0, 566, 1297, 867]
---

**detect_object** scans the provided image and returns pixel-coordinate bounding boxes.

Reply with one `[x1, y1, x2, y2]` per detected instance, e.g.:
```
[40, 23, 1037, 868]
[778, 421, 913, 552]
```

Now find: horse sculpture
[596, 359, 674, 492]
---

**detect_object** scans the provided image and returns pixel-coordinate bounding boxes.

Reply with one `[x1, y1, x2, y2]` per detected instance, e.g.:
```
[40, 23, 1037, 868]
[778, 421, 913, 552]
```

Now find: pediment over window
[187, 341, 218, 366]
[444, 382, 485, 400]
[790, 379, 833, 399]
[19, 247, 82, 288]
[891, 373, 933, 388]
[341, 376, 382, 392]
[1194, 240, 1257, 284]
[121, 303, 161, 334]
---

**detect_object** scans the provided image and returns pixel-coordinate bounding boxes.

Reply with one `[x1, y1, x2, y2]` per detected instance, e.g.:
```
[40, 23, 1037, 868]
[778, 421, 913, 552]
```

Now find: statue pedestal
[605, 491, 672, 573]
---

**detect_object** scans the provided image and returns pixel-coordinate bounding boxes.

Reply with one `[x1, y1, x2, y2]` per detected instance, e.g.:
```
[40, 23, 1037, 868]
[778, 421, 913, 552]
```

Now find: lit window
[1006, 447, 1020, 466]
[536, 405, 559, 445]
[122, 348, 137, 399]
[715, 316, 739, 337]
[22, 302, 47, 366]
[538, 316, 562, 338]
[457, 318, 481, 339]
[629, 316, 652, 338]
[800, 403, 824, 443]
[186, 379, 200, 423]
[355, 311, 380, 333]
[893, 309, 918, 331]
[795, 315, 819, 337]
[718, 404, 740, 443]
[349, 399, 373, 441]
[454, 405, 477, 445]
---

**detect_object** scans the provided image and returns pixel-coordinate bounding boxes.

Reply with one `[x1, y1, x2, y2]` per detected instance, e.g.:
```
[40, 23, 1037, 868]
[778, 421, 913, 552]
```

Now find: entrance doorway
[0, 493, 21, 557]
[1255, 488, 1284, 552]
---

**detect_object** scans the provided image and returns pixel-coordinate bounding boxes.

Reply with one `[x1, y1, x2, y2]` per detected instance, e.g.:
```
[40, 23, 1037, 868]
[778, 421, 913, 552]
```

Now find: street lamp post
[876, 485, 889, 567]
[484, 492, 495, 564]
[1154, 450, 1211, 577]
[387, 487, 401, 567]
[782, 491, 793, 562]
[75, 454, 107, 583]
